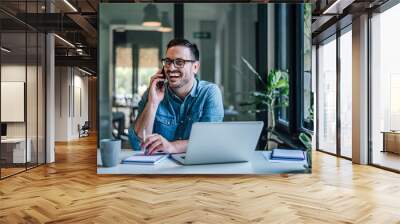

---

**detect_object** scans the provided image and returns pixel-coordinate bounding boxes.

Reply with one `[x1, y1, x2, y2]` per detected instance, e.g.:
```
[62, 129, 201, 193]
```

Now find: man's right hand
[148, 70, 166, 106]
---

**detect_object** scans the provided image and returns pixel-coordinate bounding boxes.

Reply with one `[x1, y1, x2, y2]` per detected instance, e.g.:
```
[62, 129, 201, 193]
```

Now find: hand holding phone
[148, 68, 166, 106]
[156, 67, 166, 89]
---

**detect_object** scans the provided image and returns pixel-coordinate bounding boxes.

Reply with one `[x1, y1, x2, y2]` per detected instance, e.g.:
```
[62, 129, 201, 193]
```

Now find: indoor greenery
[299, 132, 312, 170]
[240, 57, 289, 149]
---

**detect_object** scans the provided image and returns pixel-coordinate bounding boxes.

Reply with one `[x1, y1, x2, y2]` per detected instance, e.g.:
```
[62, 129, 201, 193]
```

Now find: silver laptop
[171, 121, 264, 165]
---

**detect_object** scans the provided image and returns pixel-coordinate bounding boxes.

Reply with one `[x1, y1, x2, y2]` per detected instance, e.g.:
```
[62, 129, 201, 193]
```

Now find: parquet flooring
[1, 167, 26, 178]
[1, 134, 400, 223]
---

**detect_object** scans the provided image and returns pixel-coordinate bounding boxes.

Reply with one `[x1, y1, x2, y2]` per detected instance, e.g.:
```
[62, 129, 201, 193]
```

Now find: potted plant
[239, 57, 289, 150]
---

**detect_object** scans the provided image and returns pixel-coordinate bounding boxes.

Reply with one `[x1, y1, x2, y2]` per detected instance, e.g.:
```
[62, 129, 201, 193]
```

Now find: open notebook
[270, 149, 305, 161]
[121, 152, 168, 165]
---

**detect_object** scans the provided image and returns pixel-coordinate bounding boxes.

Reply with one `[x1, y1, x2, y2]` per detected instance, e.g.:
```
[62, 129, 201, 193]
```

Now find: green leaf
[275, 79, 289, 89]
[239, 101, 256, 106]
[299, 133, 312, 150]
[252, 91, 268, 98]
[281, 86, 289, 95]
[241, 57, 258, 76]
[241, 57, 266, 87]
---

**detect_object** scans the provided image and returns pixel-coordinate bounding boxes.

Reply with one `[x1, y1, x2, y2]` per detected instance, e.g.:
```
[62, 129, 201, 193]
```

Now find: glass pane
[138, 48, 159, 96]
[115, 46, 133, 97]
[184, 3, 258, 122]
[371, 4, 400, 171]
[27, 31, 38, 169]
[38, 32, 45, 165]
[276, 5, 289, 124]
[303, 4, 313, 130]
[318, 37, 337, 154]
[340, 29, 352, 158]
[1, 29, 28, 177]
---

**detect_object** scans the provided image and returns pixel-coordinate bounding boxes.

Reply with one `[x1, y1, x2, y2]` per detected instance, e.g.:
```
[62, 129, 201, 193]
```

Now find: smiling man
[128, 38, 224, 155]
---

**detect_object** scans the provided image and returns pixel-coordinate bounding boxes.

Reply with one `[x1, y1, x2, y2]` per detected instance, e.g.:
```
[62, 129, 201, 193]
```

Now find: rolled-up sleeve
[128, 91, 148, 151]
[199, 84, 224, 122]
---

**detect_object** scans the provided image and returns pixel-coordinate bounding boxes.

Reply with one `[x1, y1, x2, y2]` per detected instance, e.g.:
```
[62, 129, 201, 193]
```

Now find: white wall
[1, 63, 46, 163]
[55, 66, 68, 141]
[72, 73, 89, 138]
[1, 65, 38, 137]
[54, 67, 89, 141]
[1, 65, 26, 139]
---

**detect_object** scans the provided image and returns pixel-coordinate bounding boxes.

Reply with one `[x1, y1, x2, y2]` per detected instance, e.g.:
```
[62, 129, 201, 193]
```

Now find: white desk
[97, 150, 308, 174]
[1, 138, 31, 163]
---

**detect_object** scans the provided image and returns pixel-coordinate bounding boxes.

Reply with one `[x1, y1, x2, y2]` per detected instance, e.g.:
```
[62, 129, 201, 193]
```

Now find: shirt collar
[189, 78, 199, 97]
[167, 78, 199, 101]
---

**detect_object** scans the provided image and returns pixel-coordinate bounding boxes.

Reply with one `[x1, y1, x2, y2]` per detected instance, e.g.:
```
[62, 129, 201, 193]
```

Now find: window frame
[315, 24, 353, 160]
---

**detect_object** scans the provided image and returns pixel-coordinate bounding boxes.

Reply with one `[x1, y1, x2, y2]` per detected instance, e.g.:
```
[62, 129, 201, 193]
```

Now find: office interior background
[0, 0, 400, 223]
[0, 0, 399, 178]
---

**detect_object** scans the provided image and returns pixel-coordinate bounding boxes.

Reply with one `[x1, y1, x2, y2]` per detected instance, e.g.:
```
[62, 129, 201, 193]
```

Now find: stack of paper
[122, 152, 168, 165]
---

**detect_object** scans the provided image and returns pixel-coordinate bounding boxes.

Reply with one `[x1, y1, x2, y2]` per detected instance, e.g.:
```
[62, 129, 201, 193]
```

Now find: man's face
[164, 46, 200, 90]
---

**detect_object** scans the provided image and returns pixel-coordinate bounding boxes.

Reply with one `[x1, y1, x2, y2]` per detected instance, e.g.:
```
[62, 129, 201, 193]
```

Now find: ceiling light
[76, 48, 84, 55]
[142, 4, 161, 27]
[63, 0, 78, 12]
[322, 0, 353, 15]
[54, 34, 75, 48]
[1, 47, 11, 53]
[78, 67, 92, 76]
[159, 12, 172, 33]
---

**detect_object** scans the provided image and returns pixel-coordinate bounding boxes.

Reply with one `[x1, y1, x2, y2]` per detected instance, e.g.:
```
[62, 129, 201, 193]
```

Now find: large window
[138, 48, 159, 96]
[339, 28, 352, 158]
[317, 36, 337, 155]
[275, 5, 289, 124]
[371, 3, 400, 171]
[115, 46, 133, 98]
[274, 4, 311, 140]
[303, 4, 313, 131]
[316, 26, 353, 159]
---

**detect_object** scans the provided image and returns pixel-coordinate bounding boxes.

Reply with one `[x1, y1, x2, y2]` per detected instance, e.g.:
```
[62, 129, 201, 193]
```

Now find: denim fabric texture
[128, 78, 224, 150]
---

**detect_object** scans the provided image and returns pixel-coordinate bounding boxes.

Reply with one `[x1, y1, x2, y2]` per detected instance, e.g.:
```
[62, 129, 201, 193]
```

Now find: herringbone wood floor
[1, 134, 400, 224]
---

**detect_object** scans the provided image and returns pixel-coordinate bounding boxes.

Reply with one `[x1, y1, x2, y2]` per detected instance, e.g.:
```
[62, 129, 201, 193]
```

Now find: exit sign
[193, 32, 211, 39]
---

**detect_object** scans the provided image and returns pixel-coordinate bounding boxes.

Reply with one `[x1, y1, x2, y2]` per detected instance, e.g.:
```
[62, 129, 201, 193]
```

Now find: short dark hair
[166, 38, 199, 61]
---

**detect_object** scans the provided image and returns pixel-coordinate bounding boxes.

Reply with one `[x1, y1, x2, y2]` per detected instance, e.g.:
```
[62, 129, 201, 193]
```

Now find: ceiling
[0, 0, 99, 74]
[311, 0, 390, 43]
[1, 0, 393, 75]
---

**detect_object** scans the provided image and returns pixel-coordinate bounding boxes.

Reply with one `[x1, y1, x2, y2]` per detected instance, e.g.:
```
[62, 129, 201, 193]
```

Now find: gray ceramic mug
[100, 139, 121, 167]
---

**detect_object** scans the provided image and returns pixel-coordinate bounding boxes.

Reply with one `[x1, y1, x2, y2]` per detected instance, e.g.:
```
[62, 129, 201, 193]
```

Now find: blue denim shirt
[128, 78, 224, 150]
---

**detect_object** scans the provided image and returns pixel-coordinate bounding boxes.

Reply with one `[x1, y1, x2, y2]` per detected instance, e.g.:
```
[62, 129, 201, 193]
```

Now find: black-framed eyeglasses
[161, 58, 196, 68]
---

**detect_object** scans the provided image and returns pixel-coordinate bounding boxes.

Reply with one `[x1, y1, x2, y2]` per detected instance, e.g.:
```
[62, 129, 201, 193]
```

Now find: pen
[143, 128, 148, 155]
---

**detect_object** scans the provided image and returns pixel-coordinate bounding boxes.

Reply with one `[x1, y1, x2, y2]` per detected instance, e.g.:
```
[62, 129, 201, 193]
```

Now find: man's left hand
[141, 134, 176, 155]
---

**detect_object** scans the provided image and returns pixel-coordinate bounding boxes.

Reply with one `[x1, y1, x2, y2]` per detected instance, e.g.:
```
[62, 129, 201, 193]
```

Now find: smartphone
[157, 67, 166, 89]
